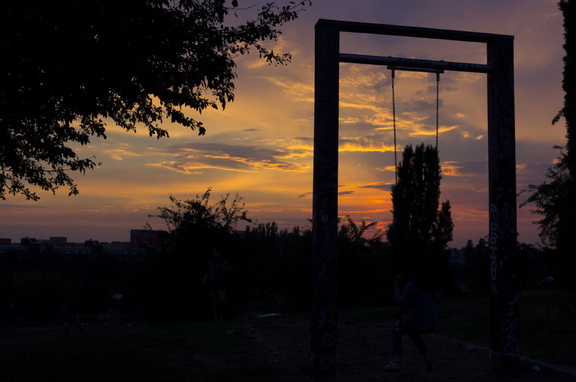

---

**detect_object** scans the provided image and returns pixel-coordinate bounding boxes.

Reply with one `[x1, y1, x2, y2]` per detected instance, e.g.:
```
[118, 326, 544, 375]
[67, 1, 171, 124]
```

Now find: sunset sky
[0, 0, 567, 248]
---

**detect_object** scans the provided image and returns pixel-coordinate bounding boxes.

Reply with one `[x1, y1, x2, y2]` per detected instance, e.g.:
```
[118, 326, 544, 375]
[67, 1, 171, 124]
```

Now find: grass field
[438, 290, 576, 366]
[1, 289, 574, 381]
[0, 320, 308, 382]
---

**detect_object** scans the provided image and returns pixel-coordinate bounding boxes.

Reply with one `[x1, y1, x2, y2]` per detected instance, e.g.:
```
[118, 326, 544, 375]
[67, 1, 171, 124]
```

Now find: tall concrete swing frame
[312, 19, 519, 376]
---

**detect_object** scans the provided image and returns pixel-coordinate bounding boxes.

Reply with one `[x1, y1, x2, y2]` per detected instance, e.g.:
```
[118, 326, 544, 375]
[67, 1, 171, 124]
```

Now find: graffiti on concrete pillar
[489, 199, 519, 363]
[489, 203, 499, 295]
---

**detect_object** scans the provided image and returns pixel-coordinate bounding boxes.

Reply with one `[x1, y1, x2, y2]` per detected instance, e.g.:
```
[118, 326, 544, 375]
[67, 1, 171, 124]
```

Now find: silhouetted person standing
[203, 249, 230, 320]
[384, 255, 438, 372]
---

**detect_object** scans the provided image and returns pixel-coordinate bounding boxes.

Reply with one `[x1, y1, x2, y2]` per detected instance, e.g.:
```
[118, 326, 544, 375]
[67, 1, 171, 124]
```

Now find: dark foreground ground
[245, 310, 576, 382]
[2, 308, 576, 381]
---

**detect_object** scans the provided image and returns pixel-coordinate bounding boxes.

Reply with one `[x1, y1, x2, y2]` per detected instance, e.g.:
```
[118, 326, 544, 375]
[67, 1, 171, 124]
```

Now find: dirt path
[246, 311, 576, 382]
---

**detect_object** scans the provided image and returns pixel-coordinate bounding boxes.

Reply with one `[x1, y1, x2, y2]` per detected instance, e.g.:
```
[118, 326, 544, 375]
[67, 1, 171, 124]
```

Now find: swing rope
[391, 68, 398, 184]
[389, 67, 442, 184]
[435, 71, 440, 150]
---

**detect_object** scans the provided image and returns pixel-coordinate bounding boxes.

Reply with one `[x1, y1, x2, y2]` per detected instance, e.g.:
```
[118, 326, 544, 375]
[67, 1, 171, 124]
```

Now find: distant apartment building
[0, 229, 168, 256]
[130, 229, 169, 249]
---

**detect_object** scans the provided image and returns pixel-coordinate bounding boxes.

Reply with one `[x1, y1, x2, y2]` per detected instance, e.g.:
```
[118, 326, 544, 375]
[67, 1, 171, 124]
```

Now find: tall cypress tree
[386, 143, 454, 274]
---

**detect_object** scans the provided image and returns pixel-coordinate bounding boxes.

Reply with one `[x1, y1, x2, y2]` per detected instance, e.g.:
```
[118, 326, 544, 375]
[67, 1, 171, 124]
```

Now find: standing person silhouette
[203, 249, 230, 320]
[384, 254, 438, 372]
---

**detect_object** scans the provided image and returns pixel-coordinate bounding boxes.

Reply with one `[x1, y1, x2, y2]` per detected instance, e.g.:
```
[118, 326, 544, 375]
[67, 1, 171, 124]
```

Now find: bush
[11, 270, 68, 320]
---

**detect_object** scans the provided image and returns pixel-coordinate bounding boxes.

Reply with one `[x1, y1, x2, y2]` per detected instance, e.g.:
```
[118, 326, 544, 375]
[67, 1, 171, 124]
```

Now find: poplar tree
[386, 143, 453, 273]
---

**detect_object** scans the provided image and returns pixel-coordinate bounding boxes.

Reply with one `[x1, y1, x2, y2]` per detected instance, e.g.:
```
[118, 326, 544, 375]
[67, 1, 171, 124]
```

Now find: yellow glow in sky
[0, 0, 566, 247]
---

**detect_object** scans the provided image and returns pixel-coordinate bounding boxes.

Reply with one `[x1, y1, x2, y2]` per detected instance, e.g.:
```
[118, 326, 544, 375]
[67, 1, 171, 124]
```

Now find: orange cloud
[147, 142, 309, 174]
[339, 137, 394, 152]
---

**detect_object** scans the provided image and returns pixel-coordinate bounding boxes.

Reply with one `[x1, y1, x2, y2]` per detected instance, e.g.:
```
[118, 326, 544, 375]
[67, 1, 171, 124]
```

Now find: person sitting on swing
[384, 254, 438, 372]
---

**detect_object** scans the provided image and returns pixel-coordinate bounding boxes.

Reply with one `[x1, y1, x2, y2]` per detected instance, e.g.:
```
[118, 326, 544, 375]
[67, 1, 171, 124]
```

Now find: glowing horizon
[0, 0, 566, 248]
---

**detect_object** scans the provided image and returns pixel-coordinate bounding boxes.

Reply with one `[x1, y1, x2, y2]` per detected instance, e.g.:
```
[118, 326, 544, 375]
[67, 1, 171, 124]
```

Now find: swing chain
[388, 66, 442, 185]
[436, 71, 440, 150]
[391, 68, 397, 184]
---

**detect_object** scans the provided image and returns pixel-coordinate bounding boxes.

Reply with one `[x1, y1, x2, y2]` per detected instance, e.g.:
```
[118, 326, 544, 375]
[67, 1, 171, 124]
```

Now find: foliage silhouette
[521, 0, 576, 288]
[132, 189, 250, 319]
[386, 143, 454, 279]
[134, 192, 395, 319]
[337, 216, 390, 307]
[0, 250, 131, 321]
[0, 1, 311, 199]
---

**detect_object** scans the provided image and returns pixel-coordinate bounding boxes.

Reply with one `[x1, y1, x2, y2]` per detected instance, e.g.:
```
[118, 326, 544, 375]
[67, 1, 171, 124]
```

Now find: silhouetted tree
[555, 0, 576, 183]
[239, 223, 313, 312]
[521, 0, 576, 287]
[152, 188, 250, 241]
[337, 217, 387, 307]
[521, 146, 570, 248]
[462, 238, 491, 296]
[432, 200, 454, 253]
[386, 144, 454, 275]
[0, 1, 311, 200]
[133, 188, 250, 319]
[338, 215, 383, 249]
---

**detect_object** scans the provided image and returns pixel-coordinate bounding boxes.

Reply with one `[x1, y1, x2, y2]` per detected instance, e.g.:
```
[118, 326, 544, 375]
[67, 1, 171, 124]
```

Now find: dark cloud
[360, 182, 392, 191]
[400, 98, 437, 119]
[167, 142, 279, 159]
[157, 142, 306, 173]
[297, 191, 313, 199]
[292, 136, 313, 143]
[0, 204, 47, 211]
[442, 160, 488, 177]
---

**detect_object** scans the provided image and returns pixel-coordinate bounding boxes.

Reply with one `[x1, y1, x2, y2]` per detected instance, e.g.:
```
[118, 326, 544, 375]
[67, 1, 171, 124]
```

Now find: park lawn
[438, 289, 576, 367]
[335, 290, 576, 368]
[1, 289, 573, 381]
[0, 320, 309, 382]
